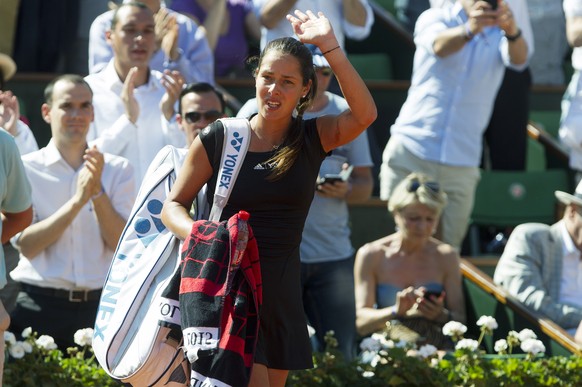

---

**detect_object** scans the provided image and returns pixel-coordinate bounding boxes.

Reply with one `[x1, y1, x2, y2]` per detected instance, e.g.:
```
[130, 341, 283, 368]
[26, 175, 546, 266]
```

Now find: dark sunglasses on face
[407, 179, 440, 194]
[316, 67, 333, 76]
[184, 110, 222, 124]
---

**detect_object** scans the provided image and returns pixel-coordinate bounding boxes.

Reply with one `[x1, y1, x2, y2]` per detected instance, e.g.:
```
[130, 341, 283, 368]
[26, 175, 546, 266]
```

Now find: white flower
[520, 338, 546, 355]
[455, 338, 479, 351]
[476, 316, 498, 331]
[394, 338, 410, 348]
[21, 341, 33, 353]
[518, 329, 537, 342]
[4, 331, 16, 345]
[494, 339, 508, 353]
[442, 321, 467, 337]
[369, 353, 382, 367]
[507, 330, 519, 340]
[506, 330, 520, 346]
[370, 332, 394, 349]
[417, 344, 438, 358]
[21, 327, 32, 338]
[36, 335, 58, 350]
[74, 328, 94, 347]
[360, 336, 382, 352]
[8, 342, 26, 359]
[362, 371, 375, 378]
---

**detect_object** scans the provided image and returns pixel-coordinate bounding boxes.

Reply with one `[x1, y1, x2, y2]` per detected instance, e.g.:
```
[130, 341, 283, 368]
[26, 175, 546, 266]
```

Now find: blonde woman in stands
[354, 172, 465, 349]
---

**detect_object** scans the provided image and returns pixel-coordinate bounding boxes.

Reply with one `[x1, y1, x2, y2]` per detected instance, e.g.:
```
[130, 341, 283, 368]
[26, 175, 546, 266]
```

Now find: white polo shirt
[85, 61, 186, 184]
[11, 141, 136, 290]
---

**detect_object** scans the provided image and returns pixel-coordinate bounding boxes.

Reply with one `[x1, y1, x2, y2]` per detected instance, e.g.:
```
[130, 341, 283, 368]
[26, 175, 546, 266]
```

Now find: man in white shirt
[379, 0, 532, 248]
[85, 2, 187, 184]
[89, 0, 214, 84]
[494, 181, 582, 336]
[10, 74, 135, 350]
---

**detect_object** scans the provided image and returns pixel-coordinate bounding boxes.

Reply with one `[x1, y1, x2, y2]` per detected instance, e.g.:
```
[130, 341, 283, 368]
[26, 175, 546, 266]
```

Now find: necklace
[250, 123, 285, 150]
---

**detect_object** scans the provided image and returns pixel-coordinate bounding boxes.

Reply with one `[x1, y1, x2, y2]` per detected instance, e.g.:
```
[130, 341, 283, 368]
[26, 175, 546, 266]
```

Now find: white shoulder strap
[208, 118, 251, 222]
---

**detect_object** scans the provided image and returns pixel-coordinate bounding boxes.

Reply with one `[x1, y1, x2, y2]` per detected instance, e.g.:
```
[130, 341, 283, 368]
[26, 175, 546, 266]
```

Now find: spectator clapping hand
[160, 70, 185, 121]
[0, 90, 20, 136]
[154, 8, 180, 61]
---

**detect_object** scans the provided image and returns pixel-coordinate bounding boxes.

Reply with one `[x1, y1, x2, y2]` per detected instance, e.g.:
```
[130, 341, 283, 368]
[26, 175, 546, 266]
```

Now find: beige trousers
[379, 137, 481, 248]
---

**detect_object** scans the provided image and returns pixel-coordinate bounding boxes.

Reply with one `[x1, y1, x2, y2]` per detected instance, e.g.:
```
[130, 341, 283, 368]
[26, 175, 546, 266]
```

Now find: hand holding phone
[423, 290, 443, 300]
[320, 175, 343, 185]
[319, 165, 354, 185]
[422, 284, 444, 300]
[316, 165, 353, 197]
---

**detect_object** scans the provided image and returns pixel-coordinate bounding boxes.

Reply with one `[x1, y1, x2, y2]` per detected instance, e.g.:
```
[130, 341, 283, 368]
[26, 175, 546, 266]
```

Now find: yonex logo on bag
[218, 131, 245, 190]
[133, 199, 166, 247]
[231, 131, 243, 151]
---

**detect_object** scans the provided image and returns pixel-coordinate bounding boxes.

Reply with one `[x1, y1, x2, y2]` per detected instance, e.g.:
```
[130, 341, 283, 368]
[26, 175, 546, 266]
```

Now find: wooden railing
[527, 121, 569, 164]
[461, 258, 581, 356]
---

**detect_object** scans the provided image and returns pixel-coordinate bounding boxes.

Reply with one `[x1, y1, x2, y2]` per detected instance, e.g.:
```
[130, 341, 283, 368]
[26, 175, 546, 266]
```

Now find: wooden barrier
[527, 121, 569, 166]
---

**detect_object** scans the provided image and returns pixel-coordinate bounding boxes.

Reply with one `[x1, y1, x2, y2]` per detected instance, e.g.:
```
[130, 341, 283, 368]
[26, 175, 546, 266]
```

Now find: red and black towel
[179, 212, 262, 387]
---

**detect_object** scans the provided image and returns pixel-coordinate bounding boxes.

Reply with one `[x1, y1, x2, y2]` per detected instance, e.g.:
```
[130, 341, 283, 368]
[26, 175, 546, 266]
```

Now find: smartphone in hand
[423, 289, 443, 299]
[423, 284, 444, 300]
[320, 175, 344, 185]
[318, 165, 354, 188]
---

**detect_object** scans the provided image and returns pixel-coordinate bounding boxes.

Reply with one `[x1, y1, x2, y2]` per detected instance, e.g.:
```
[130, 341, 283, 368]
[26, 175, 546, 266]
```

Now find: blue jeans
[301, 256, 356, 361]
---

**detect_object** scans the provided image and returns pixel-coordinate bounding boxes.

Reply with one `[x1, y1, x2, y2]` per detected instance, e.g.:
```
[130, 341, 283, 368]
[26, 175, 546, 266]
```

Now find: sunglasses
[407, 179, 440, 194]
[316, 67, 333, 77]
[184, 110, 222, 124]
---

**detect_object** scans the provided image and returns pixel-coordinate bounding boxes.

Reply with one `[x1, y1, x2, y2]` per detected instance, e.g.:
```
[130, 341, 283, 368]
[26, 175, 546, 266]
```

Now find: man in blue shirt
[380, 0, 532, 248]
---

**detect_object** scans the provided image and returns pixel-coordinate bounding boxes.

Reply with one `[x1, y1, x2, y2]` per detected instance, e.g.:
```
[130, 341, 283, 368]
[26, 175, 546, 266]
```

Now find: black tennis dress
[200, 118, 327, 370]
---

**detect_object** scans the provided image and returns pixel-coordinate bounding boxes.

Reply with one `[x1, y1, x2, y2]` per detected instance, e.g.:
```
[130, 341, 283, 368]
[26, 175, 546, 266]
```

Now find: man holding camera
[379, 0, 532, 249]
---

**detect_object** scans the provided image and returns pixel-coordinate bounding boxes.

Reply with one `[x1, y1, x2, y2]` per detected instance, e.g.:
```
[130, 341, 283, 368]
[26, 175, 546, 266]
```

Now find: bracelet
[505, 29, 522, 42]
[464, 22, 474, 41]
[322, 45, 340, 56]
[390, 306, 398, 319]
[92, 187, 105, 201]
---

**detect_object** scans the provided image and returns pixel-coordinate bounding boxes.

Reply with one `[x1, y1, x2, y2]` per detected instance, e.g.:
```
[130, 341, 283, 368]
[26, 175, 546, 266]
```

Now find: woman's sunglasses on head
[407, 179, 440, 194]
